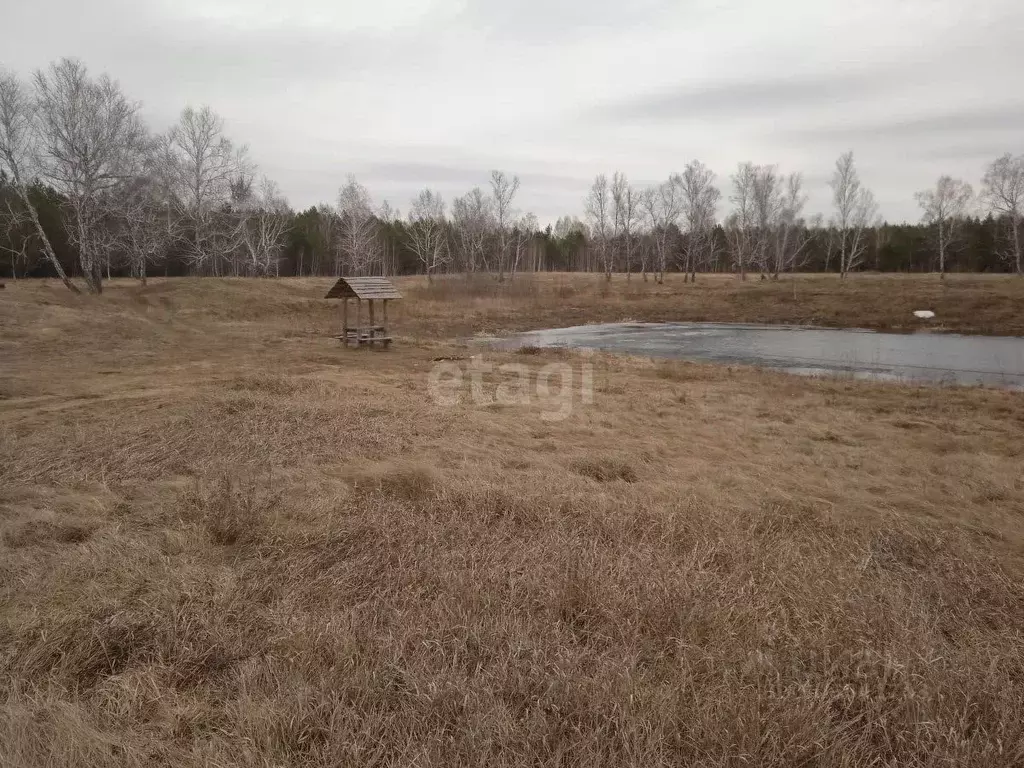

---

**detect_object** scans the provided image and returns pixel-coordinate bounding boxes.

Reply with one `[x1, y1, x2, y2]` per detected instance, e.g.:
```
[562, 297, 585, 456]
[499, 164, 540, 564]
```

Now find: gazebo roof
[324, 276, 402, 300]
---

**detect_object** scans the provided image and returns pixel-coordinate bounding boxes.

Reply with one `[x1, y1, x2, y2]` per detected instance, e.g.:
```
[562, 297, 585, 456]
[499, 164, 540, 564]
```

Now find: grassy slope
[1, 275, 1023, 767]
[403, 272, 1024, 337]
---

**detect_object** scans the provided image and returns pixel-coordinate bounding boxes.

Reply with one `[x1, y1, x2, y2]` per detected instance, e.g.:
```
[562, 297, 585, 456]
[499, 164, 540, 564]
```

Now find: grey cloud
[593, 70, 889, 122]
[113, 25, 386, 92]
[458, 0, 677, 43]
[351, 161, 495, 187]
[780, 103, 1024, 144]
[347, 160, 588, 190]
[4, 2, 420, 109]
[918, 141, 1022, 163]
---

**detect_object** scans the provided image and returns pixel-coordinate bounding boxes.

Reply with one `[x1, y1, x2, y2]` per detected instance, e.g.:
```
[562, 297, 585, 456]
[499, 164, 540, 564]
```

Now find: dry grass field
[1, 273, 1023, 766]
[404, 271, 1024, 337]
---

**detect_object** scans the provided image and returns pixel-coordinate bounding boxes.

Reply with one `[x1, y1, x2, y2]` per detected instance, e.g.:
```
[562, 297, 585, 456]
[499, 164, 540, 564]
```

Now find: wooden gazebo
[325, 276, 402, 348]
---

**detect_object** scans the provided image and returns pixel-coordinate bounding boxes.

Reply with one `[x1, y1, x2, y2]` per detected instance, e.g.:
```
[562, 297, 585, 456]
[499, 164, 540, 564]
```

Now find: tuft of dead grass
[3, 519, 96, 548]
[351, 462, 439, 501]
[179, 476, 283, 547]
[569, 456, 640, 483]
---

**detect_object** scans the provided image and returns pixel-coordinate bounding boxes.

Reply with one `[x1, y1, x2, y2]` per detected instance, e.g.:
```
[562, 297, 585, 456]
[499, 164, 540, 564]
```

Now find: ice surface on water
[493, 322, 1024, 390]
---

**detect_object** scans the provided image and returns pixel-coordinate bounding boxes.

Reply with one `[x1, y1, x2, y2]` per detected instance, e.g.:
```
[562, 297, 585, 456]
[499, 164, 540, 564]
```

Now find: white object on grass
[913, 310, 936, 319]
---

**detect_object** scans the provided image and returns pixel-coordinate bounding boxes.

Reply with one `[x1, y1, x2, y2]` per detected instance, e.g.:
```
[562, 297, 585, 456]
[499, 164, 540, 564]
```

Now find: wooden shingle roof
[325, 276, 402, 300]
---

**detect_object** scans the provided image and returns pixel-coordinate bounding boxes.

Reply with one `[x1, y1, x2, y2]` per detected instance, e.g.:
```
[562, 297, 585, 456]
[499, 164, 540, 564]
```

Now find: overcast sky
[4, 0, 1022, 224]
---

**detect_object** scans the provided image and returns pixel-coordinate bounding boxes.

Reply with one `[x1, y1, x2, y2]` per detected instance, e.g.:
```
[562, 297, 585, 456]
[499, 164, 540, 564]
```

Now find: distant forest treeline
[2, 58, 1022, 291]
[1, 181, 1018, 280]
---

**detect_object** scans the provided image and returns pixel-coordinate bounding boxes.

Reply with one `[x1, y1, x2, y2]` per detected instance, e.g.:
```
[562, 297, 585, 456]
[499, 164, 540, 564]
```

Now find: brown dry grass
[404, 271, 1024, 337]
[1, 274, 1023, 766]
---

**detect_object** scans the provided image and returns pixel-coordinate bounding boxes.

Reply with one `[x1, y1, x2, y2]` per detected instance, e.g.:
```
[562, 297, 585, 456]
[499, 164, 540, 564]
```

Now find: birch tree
[679, 160, 720, 282]
[489, 170, 519, 281]
[167, 105, 252, 274]
[102, 131, 185, 284]
[830, 151, 878, 278]
[406, 188, 449, 281]
[585, 174, 613, 280]
[0, 195, 35, 278]
[337, 175, 380, 275]
[915, 175, 974, 278]
[113, 173, 179, 284]
[726, 162, 758, 280]
[31, 59, 149, 293]
[981, 154, 1024, 275]
[510, 212, 538, 279]
[238, 177, 290, 276]
[641, 177, 681, 284]
[734, 165, 809, 279]
[635, 226, 653, 281]
[611, 172, 640, 279]
[750, 165, 782, 277]
[1, 70, 80, 290]
[821, 222, 840, 272]
[769, 174, 813, 278]
[452, 187, 492, 274]
[376, 200, 400, 276]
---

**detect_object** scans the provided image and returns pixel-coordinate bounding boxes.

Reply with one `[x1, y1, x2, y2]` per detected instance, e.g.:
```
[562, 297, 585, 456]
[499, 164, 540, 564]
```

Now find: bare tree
[750, 165, 782, 277]
[103, 131, 186, 284]
[635, 226, 653, 281]
[376, 200, 400, 277]
[117, 198, 176, 284]
[641, 178, 682, 284]
[0, 69, 79, 291]
[585, 174, 613, 280]
[452, 187, 493, 274]
[915, 175, 974, 278]
[730, 166, 808, 279]
[726, 162, 758, 280]
[770, 173, 813, 278]
[981, 154, 1024, 275]
[510, 212, 538, 279]
[30, 59, 149, 293]
[237, 177, 290, 276]
[633, 209, 650, 281]
[337, 175, 381, 275]
[166, 105, 252, 275]
[679, 160, 721, 282]
[406, 188, 450, 281]
[489, 170, 519, 281]
[821, 221, 840, 273]
[830, 151, 878, 278]
[113, 173, 179, 285]
[611, 172, 641, 279]
[0, 196, 35, 278]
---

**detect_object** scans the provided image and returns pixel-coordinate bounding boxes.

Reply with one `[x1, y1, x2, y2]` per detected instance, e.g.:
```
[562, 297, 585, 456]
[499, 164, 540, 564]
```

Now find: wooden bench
[333, 327, 392, 347]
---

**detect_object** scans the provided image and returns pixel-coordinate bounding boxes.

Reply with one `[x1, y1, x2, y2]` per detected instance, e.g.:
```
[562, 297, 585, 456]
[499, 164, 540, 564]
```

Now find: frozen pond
[492, 322, 1024, 389]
